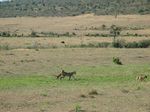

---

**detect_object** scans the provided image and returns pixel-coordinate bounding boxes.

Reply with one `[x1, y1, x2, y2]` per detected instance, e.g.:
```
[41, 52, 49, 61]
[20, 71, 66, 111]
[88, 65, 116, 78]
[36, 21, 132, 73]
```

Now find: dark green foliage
[112, 39, 126, 48]
[0, 32, 11, 37]
[41, 32, 60, 37]
[69, 39, 150, 48]
[113, 57, 122, 65]
[41, 32, 76, 37]
[0, 0, 149, 17]
[138, 40, 150, 48]
[114, 39, 150, 48]
[85, 33, 109, 37]
[30, 31, 38, 37]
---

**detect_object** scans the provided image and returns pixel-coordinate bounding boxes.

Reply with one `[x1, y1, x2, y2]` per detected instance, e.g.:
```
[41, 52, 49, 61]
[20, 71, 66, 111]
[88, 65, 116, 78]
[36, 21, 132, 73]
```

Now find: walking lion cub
[57, 70, 76, 80]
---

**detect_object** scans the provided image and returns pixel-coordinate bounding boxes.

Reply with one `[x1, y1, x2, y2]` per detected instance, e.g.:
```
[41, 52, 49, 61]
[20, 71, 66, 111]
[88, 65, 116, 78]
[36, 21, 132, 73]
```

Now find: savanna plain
[0, 14, 150, 112]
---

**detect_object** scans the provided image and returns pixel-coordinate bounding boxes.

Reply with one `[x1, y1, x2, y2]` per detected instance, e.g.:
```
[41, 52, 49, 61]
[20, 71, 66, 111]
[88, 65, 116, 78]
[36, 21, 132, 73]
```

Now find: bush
[113, 57, 122, 65]
[138, 40, 150, 48]
[112, 39, 150, 48]
[30, 31, 39, 37]
[125, 40, 150, 48]
[40, 32, 76, 37]
[0, 32, 11, 37]
[125, 41, 139, 48]
[112, 39, 126, 48]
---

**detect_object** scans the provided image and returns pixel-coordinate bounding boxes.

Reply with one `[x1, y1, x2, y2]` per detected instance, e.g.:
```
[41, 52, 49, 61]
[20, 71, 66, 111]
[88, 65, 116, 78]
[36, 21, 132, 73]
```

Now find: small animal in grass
[61, 41, 65, 44]
[56, 70, 76, 80]
[56, 70, 65, 79]
[136, 75, 148, 81]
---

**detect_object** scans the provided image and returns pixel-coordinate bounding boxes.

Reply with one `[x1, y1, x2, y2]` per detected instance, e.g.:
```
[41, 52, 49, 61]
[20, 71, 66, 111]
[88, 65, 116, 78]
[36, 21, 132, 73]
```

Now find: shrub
[125, 41, 139, 48]
[112, 39, 126, 48]
[138, 40, 150, 48]
[30, 31, 38, 37]
[125, 40, 150, 48]
[0, 32, 11, 37]
[112, 39, 150, 48]
[40, 32, 75, 37]
[113, 57, 122, 65]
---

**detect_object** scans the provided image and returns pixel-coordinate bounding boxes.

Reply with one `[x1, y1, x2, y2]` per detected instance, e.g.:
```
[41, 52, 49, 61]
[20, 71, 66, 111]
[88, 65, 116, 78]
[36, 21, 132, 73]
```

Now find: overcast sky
[0, 0, 10, 2]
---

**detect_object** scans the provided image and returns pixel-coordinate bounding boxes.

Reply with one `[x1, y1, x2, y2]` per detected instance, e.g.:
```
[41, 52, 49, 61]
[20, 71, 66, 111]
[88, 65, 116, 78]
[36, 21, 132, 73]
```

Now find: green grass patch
[0, 75, 134, 90]
[0, 65, 149, 90]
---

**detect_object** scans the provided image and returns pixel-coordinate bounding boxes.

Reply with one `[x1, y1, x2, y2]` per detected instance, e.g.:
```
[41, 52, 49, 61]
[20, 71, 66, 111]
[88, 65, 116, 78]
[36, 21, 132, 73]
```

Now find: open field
[0, 15, 150, 112]
[0, 14, 150, 36]
[1, 37, 150, 49]
[0, 14, 150, 49]
[0, 48, 150, 112]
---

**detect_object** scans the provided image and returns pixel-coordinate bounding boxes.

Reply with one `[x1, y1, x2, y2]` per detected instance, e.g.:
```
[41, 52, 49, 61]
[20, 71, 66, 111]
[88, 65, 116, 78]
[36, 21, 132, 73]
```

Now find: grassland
[0, 15, 150, 112]
[0, 14, 150, 36]
[0, 14, 150, 49]
[0, 48, 150, 112]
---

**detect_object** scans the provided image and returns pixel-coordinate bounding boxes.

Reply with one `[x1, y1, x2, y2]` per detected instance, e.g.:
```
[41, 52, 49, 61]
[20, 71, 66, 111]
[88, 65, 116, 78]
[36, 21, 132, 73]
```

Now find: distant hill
[0, 0, 150, 17]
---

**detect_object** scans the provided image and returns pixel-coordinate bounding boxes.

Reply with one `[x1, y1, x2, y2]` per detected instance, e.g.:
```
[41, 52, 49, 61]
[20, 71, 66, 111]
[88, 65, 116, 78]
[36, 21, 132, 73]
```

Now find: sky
[0, 0, 10, 2]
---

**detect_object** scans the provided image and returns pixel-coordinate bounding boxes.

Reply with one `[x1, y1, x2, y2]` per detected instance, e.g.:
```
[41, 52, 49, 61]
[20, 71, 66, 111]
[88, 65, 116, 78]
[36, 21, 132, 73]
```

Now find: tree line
[0, 0, 150, 17]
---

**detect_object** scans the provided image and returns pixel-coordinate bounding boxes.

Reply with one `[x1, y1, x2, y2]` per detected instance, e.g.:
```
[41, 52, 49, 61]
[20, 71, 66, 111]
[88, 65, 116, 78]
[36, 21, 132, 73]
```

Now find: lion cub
[136, 75, 147, 81]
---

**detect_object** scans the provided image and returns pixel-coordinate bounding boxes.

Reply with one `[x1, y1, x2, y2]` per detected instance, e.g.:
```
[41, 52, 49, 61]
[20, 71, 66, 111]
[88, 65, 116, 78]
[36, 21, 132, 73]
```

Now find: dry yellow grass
[0, 14, 150, 35]
[0, 48, 150, 75]
[0, 14, 150, 49]
[1, 37, 150, 49]
[0, 15, 150, 112]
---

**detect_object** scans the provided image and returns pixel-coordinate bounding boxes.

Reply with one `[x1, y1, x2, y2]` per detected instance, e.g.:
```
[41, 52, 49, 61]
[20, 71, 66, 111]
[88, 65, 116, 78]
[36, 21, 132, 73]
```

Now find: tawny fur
[136, 75, 147, 81]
